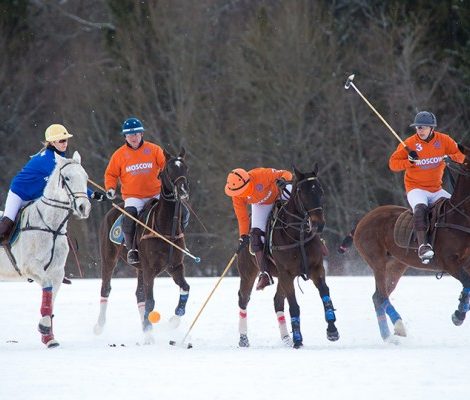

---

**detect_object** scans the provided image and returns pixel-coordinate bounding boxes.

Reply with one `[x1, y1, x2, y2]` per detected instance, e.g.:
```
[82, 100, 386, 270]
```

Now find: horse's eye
[64, 177, 70, 182]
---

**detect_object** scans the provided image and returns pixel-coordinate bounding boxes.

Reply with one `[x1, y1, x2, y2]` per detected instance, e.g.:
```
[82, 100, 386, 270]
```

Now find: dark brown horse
[340, 145, 470, 342]
[237, 165, 339, 348]
[94, 148, 191, 343]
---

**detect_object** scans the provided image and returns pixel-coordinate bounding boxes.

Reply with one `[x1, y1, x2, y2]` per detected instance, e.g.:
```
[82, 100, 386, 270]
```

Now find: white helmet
[45, 124, 73, 142]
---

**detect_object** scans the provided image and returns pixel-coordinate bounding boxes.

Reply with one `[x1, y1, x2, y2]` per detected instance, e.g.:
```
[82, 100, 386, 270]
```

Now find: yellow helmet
[45, 124, 73, 142]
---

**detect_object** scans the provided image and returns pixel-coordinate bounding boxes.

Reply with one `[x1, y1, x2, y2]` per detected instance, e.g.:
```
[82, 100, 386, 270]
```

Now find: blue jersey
[10, 148, 64, 201]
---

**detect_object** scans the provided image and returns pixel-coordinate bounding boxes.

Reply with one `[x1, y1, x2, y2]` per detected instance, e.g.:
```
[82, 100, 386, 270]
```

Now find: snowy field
[1, 275, 469, 400]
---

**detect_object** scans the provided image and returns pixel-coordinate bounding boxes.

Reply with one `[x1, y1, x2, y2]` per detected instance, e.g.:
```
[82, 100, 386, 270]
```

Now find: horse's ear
[292, 165, 303, 180]
[163, 148, 172, 161]
[179, 147, 186, 159]
[313, 163, 318, 176]
[72, 151, 82, 164]
[458, 143, 468, 155]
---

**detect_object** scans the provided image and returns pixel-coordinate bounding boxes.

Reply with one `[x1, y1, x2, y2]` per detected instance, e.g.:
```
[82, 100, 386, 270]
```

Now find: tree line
[1, 0, 469, 277]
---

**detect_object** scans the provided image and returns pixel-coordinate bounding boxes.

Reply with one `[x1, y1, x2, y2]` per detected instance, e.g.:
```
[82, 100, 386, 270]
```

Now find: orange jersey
[231, 168, 293, 235]
[104, 141, 166, 199]
[389, 131, 464, 193]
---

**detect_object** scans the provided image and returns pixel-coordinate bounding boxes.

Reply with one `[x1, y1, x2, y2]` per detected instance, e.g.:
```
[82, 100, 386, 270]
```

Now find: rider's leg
[250, 203, 274, 290]
[413, 203, 433, 263]
[0, 190, 25, 243]
[407, 189, 433, 264]
[122, 206, 139, 264]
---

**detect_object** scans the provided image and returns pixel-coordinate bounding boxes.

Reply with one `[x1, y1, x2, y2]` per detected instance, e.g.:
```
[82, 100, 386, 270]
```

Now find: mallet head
[344, 74, 355, 89]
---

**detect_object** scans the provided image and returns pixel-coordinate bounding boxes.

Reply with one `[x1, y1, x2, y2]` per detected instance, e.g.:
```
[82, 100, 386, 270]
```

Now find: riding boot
[0, 216, 14, 244]
[413, 204, 433, 264]
[122, 207, 139, 265]
[250, 228, 273, 290]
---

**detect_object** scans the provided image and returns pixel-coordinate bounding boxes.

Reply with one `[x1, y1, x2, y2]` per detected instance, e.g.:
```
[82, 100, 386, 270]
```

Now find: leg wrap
[41, 287, 53, 317]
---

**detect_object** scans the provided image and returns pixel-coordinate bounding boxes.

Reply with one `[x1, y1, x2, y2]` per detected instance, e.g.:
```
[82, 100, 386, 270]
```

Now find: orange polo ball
[148, 311, 161, 324]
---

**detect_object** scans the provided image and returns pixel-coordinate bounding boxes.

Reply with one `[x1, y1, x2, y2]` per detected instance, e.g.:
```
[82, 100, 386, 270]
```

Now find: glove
[408, 150, 419, 163]
[106, 188, 116, 200]
[443, 155, 451, 165]
[276, 178, 288, 191]
[237, 234, 250, 254]
[91, 191, 105, 202]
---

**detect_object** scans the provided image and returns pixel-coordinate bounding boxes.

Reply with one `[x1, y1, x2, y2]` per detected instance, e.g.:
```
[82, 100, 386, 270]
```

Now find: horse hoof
[93, 323, 104, 335]
[327, 329, 339, 342]
[239, 334, 250, 347]
[282, 335, 293, 347]
[393, 319, 407, 337]
[293, 342, 303, 349]
[169, 315, 181, 329]
[384, 335, 400, 345]
[143, 332, 155, 345]
[452, 311, 465, 326]
[46, 339, 60, 348]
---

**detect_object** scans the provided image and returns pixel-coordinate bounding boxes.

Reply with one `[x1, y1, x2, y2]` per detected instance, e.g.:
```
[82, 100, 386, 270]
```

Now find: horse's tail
[337, 227, 355, 254]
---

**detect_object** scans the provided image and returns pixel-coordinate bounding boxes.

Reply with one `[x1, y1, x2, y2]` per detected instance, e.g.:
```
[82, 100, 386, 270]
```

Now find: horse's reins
[271, 176, 324, 280]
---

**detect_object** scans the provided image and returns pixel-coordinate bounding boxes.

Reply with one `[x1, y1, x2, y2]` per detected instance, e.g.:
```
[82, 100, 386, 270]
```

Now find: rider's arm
[389, 143, 411, 172]
[232, 196, 250, 236]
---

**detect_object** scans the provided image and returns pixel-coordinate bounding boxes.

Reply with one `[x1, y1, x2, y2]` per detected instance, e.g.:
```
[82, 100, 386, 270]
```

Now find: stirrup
[256, 272, 273, 291]
[127, 249, 139, 265]
[418, 244, 434, 264]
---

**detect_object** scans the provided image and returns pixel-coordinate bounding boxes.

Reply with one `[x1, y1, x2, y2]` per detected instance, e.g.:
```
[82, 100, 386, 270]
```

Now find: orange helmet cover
[225, 168, 251, 197]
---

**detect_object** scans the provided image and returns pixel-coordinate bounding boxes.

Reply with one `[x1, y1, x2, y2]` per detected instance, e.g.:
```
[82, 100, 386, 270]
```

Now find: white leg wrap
[277, 311, 289, 338]
[93, 297, 108, 335]
[239, 308, 248, 335]
[137, 302, 145, 322]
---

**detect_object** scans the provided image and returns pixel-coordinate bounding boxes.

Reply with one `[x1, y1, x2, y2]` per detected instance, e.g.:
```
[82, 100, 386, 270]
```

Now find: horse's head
[160, 147, 189, 201]
[292, 164, 325, 233]
[45, 151, 91, 219]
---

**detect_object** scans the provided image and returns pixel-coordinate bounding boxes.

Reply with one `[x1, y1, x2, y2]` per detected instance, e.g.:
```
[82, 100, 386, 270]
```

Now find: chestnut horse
[340, 145, 470, 341]
[94, 148, 191, 343]
[237, 165, 339, 348]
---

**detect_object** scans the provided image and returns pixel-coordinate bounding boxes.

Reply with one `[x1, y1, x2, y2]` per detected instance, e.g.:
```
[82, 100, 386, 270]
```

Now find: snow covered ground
[1, 275, 469, 400]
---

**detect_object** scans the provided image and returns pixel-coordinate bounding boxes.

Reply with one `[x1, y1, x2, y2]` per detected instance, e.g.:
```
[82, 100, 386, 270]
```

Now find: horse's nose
[77, 199, 91, 219]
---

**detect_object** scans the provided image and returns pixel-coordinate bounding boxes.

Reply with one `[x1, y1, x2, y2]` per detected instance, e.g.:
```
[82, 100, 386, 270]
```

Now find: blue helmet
[409, 111, 437, 128]
[121, 117, 145, 135]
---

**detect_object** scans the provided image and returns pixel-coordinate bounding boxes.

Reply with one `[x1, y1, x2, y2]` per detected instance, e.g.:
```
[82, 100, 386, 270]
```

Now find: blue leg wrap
[175, 293, 189, 316]
[291, 317, 302, 344]
[322, 295, 336, 322]
[375, 306, 391, 340]
[458, 288, 470, 313]
[382, 299, 402, 324]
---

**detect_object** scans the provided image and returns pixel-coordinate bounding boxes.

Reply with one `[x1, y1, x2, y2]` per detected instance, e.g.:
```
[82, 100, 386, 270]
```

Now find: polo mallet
[170, 252, 238, 349]
[344, 74, 412, 152]
[87, 178, 201, 263]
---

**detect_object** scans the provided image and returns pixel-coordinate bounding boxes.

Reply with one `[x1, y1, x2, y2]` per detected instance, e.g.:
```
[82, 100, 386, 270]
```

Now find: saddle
[393, 198, 447, 250]
[108, 199, 161, 245]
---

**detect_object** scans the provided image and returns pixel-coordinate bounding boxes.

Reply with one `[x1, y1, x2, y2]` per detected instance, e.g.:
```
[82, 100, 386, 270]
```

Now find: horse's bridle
[41, 162, 88, 213]
[159, 158, 189, 202]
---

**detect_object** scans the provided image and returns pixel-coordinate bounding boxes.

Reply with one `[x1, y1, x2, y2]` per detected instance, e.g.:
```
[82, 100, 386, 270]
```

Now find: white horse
[0, 151, 91, 348]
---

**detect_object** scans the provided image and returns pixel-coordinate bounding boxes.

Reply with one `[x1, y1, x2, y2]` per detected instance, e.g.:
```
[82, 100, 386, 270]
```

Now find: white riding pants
[4, 190, 28, 221]
[124, 194, 160, 213]
[407, 188, 451, 211]
[250, 184, 292, 241]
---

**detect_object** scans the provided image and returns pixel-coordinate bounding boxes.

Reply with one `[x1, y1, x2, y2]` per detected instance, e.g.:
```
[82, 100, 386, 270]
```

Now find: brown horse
[237, 165, 339, 348]
[339, 145, 470, 341]
[94, 148, 191, 343]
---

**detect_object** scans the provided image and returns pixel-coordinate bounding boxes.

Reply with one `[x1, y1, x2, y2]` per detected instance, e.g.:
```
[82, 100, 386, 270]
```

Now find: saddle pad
[393, 210, 417, 249]
[109, 214, 124, 245]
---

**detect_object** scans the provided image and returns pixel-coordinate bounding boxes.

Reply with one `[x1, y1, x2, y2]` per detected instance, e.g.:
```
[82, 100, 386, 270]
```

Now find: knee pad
[122, 206, 138, 233]
[249, 228, 265, 252]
